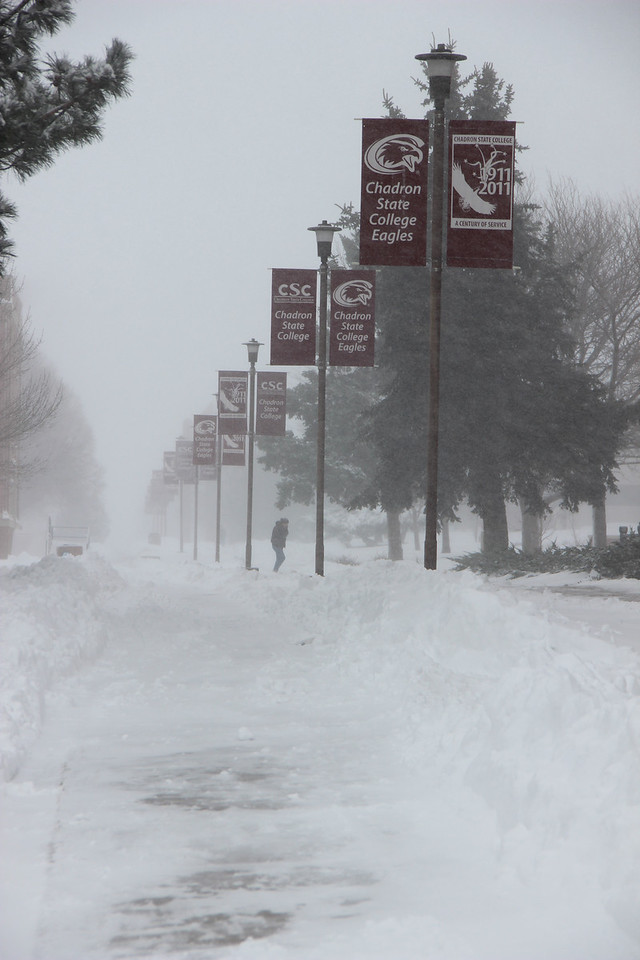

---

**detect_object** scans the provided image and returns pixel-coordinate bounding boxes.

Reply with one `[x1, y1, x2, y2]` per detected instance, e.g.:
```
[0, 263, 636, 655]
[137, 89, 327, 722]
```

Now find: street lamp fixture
[244, 337, 261, 365]
[309, 220, 341, 263]
[415, 43, 466, 570]
[308, 220, 341, 576]
[243, 338, 263, 570]
[415, 43, 466, 109]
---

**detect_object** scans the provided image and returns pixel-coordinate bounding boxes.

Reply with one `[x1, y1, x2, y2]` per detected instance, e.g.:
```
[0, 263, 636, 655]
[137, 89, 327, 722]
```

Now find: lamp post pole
[214, 395, 222, 564]
[308, 221, 341, 577]
[415, 43, 466, 570]
[244, 338, 262, 570]
[193, 465, 199, 561]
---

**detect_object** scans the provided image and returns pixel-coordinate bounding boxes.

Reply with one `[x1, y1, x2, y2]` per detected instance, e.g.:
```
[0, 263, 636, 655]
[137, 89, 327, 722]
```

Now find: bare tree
[545, 180, 640, 406]
[0, 276, 62, 451]
[19, 383, 110, 548]
[542, 180, 640, 546]
[1, 275, 63, 555]
[1, 278, 110, 554]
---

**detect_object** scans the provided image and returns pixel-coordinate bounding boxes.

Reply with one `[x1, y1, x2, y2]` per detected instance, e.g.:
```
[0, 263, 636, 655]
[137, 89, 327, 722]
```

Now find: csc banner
[447, 120, 516, 269]
[360, 118, 429, 267]
[175, 440, 196, 483]
[218, 371, 248, 435]
[193, 415, 217, 465]
[256, 372, 287, 436]
[221, 434, 245, 466]
[270, 268, 317, 365]
[329, 270, 375, 367]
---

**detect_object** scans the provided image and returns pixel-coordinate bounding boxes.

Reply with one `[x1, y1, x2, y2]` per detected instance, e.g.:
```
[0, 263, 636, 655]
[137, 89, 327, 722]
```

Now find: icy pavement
[2, 563, 450, 959]
[8, 587, 373, 955]
[1, 548, 639, 959]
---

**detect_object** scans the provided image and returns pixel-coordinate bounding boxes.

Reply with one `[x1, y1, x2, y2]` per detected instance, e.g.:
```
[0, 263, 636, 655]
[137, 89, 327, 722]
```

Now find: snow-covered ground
[1, 536, 639, 960]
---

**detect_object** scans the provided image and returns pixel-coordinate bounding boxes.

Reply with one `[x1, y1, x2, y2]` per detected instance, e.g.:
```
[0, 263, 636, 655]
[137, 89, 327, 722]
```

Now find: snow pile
[0, 553, 124, 781]
[228, 560, 640, 942]
[1, 548, 639, 955]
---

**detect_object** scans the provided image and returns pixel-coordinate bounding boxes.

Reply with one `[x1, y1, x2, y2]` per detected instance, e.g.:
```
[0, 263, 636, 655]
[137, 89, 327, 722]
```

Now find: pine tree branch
[0, 0, 32, 27]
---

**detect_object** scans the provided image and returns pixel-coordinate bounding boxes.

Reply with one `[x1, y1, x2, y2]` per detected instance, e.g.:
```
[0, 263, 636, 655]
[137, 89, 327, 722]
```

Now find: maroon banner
[175, 440, 196, 483]
[256, 372, 287, 436]
[193, 415, 217, 465]
[359, 118, 429, 267]
[163, 450, 177, 485]
[221, 434, 245, 466]
[447, 120, 516, 269]
[329, 270, 376, 367]
[218, 371, 248, 435]
[270, 269, 317, 365]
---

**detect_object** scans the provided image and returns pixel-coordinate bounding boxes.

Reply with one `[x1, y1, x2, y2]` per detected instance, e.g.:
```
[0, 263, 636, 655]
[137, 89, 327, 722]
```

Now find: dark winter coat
[271, 521, 288, 548]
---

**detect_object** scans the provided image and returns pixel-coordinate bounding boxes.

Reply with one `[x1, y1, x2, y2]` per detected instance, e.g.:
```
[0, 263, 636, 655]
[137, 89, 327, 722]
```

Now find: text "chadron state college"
[360, 119, 429, 267]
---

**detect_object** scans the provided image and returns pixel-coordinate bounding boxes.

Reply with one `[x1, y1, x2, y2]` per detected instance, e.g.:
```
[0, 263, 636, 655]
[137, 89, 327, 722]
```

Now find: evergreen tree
[359, 57, 626, 551]
[260, 55, 628, 557]
[258, 365, 379, 511]
[0, 0, 133, 269]
[437, 208, 625, 549]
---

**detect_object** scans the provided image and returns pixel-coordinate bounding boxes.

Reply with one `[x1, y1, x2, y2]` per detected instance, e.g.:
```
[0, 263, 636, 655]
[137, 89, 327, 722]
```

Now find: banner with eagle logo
[360, 118, 429, 266]
[221, 434, 245, 466]
[329, 270, 376, 367]
[447, 120, 516, 269]
[163, 450, 177, 486]
[193, 415, 217, 465]
[217, 371, 248, 435]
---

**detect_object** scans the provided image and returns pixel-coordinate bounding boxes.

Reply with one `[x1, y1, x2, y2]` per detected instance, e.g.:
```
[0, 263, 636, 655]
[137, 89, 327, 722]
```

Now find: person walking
[271, 518, 289, 572]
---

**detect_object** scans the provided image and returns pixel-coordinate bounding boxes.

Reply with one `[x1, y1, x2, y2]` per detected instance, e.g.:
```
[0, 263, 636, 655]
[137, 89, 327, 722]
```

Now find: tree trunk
[411, 506, 421, 551]
[387, 508, 403, 561]
[441, 518, 451, 554]
[520, 502, 543, 555]
[592, 496, 607, 549]
[0, 525, 15, 560]
[481, 485, 509, 553]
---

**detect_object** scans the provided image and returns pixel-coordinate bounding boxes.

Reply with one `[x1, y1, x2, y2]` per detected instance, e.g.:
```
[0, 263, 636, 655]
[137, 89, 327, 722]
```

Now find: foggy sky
[7, 0, 640, 544]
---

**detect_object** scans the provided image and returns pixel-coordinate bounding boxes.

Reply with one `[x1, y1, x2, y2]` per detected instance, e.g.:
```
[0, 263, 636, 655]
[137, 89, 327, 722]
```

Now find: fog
[7, 0, 640, 545]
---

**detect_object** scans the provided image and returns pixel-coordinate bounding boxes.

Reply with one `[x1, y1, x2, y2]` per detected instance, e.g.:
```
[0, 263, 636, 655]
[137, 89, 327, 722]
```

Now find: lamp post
[415, 43, 466, 570]
[193, 465, 199, 561]
[308, 220, 341, 577]
[243, 338, 262, 570]
[213, 393, 222, 564]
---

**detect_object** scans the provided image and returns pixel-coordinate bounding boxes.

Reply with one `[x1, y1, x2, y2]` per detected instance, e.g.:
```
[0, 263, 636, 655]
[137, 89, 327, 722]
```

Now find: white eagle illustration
[219, 388, 240, 412]
[451, 162, 496, 215]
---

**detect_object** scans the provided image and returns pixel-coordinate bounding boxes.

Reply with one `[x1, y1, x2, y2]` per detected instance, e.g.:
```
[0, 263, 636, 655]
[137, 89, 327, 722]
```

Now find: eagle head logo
[194, 419, 216, 436]
[333, 280, 373, 308]
[364, 135, 425, 176]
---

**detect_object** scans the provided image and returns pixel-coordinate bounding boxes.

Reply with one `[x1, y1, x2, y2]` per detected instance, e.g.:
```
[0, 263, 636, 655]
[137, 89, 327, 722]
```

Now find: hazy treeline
[259, 63, 640, 558]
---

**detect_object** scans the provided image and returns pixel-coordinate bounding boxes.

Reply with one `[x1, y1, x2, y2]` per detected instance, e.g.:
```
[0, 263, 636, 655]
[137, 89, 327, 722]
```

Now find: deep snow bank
[1, 550, 639, 947]
[0, 554, 125, 781]
[227, 561, 640, 942]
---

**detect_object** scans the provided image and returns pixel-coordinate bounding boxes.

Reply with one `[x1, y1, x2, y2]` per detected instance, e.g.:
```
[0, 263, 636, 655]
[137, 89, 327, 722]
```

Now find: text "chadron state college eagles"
[359, 118, 429, 267]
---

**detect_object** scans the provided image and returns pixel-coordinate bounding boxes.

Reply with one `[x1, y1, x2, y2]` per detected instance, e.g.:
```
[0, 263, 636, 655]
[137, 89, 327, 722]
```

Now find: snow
[1, 539, 639, 959]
